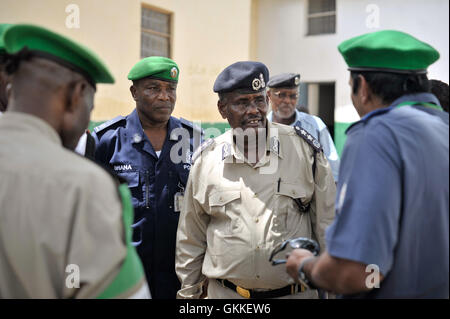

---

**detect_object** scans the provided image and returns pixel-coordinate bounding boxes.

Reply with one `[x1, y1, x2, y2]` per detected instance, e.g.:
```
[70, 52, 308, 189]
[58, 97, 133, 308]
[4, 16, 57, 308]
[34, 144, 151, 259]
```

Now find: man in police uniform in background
[93, 56, 202, 299]
[176, 61, 336, 299]
[0, 24, 149, 298]
[286, 30, 449, 298]
[0, 23, 12, 114]
[267, 73, 340, 182]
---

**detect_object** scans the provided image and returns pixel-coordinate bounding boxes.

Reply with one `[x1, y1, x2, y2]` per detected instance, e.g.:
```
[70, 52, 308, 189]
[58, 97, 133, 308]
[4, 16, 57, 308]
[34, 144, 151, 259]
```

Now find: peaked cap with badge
[128, 56, 179, 82]
[338, 29, 440, 74]
[2, 24, 115, 87]
[267, 73, 301, 88]
[213, 61, 269, 94]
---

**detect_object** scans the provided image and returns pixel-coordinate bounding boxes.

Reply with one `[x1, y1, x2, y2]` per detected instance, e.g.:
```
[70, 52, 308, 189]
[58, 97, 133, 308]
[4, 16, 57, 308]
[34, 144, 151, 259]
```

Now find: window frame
[140, 3, 173, 58]
[305, 0, 336, 36]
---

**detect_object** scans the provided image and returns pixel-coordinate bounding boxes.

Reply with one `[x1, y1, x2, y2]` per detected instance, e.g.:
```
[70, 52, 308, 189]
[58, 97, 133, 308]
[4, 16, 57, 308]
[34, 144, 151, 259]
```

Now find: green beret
[128, 56, 179, 82]
[2, 24, 114, 85]
[0, 24, 13, 53]
[338, 30, 440, 74]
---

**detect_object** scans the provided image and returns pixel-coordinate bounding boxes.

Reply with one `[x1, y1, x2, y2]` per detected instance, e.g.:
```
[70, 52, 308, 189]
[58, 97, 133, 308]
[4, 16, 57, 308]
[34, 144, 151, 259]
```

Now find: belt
[217, 279, 307, 299]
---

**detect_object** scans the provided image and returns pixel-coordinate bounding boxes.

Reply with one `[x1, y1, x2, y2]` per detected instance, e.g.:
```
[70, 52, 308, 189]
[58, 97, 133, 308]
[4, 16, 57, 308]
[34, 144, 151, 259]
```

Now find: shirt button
[253, 193, 257, 198]
[254, 218, 259, 223]
[256, 275, 260, 279]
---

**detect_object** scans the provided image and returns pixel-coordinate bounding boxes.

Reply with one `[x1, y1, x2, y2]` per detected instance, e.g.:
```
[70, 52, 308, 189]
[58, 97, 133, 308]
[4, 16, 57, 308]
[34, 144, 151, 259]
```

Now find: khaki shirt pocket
[272, 182, 312, 239]
[209, 189, 242, 236]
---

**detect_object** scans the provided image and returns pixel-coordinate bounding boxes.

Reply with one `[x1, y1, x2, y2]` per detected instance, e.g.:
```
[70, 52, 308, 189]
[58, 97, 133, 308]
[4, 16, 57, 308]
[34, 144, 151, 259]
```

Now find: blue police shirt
[325, 93, 449, 298]
[93, 109, 202, 299]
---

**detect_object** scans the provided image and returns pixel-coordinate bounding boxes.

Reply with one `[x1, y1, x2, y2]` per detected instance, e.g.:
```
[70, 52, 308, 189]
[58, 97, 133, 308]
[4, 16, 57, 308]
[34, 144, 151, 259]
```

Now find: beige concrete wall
[0, 0, 253, 122]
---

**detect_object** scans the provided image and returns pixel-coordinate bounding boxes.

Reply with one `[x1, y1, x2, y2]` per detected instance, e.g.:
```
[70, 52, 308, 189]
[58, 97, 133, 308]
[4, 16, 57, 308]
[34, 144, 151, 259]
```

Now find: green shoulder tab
[396, 101, 443, 111]
[96, 184, 145, 299]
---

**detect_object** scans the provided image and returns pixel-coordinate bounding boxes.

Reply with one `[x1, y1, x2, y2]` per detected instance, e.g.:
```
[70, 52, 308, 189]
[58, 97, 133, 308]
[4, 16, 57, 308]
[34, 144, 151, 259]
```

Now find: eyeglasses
[269, 237, 320, 266]
[273, 92, 299, 100]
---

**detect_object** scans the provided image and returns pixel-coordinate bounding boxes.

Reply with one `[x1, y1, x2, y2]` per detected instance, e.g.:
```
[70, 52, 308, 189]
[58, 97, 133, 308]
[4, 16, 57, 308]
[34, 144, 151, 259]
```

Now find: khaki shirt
[0, 112, 134, 298]
[176, 122, 336, 298]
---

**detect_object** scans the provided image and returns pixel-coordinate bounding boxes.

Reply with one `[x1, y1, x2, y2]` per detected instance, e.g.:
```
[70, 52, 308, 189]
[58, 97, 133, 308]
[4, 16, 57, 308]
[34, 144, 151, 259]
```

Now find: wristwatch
[298, 256, 317, 289]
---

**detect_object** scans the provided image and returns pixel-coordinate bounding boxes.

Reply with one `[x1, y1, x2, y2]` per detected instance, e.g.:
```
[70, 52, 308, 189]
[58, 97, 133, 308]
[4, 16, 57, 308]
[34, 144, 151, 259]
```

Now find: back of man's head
[2, 24, 114, 149]
[350, 71, 430, 106]
[339, 30, 439, 106]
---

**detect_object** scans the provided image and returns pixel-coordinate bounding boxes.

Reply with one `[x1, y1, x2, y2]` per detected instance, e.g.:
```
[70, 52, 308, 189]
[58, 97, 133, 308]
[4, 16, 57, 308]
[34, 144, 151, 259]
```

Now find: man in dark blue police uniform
[93, 56, 202, 299]
[285, 30, 449, 298]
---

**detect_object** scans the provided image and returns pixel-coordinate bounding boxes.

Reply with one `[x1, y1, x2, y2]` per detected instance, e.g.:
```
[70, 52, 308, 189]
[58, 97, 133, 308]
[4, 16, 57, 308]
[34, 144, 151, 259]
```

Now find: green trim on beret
[128, 56, 179, 82]
[3, 24, 114, 84]
[338, 30, 440, 73]
[0, 24, 13, 53]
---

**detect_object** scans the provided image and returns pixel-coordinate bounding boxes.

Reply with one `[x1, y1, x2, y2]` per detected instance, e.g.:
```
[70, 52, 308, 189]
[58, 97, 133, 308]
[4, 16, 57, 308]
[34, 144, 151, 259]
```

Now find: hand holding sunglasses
[269, 237, 320, 266]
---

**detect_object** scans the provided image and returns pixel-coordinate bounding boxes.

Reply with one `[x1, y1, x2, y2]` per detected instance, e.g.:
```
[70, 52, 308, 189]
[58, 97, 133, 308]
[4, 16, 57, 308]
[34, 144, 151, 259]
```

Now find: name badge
[174, 192, 185, 213]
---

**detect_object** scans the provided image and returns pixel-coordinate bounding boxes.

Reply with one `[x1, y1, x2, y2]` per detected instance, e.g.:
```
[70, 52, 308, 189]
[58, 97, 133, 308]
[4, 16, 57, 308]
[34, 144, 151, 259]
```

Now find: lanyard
[395, 101, 443, 111]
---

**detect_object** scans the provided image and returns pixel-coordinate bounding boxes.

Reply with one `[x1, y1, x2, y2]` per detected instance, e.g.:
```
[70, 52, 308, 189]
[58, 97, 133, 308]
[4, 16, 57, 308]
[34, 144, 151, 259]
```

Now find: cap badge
[294, 76, 300, 85]
[252, 78, 261, 91]
[170, 67, 178, 79]
[252, 73, 266, 91]
[260, 73, 266, 88]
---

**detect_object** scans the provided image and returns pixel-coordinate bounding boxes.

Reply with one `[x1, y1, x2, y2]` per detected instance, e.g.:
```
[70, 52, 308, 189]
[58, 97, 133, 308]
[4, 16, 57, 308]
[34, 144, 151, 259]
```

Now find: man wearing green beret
[0, 24, 149, 298]
[93, 56, 202, 299]
[286, 30, 449, 298]
[0, 23, 12, 113]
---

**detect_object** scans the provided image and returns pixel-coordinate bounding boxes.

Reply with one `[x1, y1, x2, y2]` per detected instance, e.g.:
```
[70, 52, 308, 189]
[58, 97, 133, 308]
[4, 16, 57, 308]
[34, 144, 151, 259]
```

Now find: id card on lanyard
[174, 182, 185, 213]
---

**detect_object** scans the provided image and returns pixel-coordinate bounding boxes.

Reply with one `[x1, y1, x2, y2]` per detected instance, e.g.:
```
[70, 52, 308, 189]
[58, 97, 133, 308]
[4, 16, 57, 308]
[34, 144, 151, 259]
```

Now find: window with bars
[307, 0, 336, 35]
[141, 6, 171, 58]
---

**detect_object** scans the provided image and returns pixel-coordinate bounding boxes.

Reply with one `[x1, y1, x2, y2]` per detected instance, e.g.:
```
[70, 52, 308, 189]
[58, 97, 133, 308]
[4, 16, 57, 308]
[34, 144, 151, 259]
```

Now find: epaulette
[293, 121, 322, 152]
[180, 117, 204, 135]
[191, 138, 215, 164]
[93, 116, 126, 134]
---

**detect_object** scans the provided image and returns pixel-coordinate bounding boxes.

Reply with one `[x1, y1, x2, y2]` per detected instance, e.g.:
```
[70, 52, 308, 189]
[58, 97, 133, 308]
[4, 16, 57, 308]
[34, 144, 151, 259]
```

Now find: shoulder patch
[191, 138, 215, 164]
[93, 116, 126, 134]
[293, 121, 322, 152]
[180, 117, 204, 135]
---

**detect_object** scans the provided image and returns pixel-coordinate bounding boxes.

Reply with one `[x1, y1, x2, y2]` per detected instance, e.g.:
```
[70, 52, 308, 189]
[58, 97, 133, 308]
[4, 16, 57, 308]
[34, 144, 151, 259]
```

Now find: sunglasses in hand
[269, 237, 320, 266]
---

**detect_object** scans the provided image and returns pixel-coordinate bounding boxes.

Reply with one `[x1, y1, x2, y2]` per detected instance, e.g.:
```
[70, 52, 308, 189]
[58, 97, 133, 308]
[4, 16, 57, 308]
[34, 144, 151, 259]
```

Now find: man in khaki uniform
[0, 24, 149, 298]
[175, 61, 335, 299]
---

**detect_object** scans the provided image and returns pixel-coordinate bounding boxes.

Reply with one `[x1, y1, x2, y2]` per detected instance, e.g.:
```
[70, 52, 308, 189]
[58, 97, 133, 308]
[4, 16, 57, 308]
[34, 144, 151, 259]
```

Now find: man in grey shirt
[267, 73, 339, 182]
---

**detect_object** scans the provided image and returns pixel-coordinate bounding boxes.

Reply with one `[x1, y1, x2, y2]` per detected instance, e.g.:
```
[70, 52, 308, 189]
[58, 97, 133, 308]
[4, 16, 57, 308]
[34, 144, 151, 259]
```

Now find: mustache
[242, 116, 263, 123]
